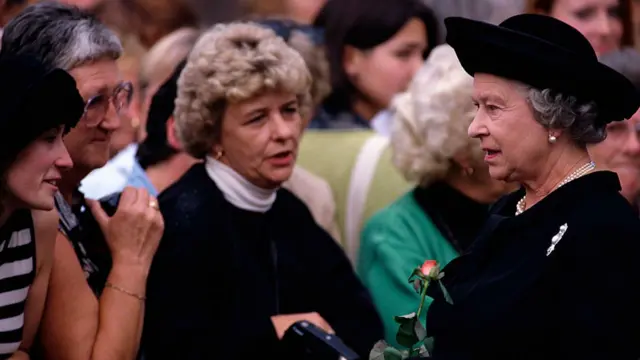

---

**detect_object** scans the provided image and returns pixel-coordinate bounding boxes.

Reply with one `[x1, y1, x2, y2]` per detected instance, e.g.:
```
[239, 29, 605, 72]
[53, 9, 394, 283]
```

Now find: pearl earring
[548, 135, 557, 144]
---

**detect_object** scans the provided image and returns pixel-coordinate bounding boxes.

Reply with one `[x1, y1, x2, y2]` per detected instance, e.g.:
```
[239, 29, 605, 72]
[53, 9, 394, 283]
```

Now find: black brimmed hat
[0, 54, 84, 164]
[445, 14, 640, 125]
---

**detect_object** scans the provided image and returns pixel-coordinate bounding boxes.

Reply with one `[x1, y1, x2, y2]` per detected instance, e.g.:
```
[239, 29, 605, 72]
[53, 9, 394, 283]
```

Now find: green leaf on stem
[413, 317, 427, 341]
[408, 267, 427, 283]
[417, 344, 430, 357]
[382, 347, 404, 360]
[412, 278, 423, 294]
[394, 312, 416, 325]
[394, 313, 423, 348]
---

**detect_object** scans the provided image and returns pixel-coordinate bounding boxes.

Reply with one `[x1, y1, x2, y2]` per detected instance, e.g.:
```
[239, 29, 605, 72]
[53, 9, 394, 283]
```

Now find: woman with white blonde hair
[140, 22, 383, 360]
[357, 44, 515, 348]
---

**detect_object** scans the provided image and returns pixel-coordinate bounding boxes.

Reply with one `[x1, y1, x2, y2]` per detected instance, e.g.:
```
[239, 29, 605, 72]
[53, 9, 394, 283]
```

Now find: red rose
[420, 260, 440, 279]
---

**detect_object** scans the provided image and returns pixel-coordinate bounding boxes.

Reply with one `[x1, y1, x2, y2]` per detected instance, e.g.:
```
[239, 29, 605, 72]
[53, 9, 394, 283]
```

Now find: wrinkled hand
[271, 312, 334, 339]
[86, 187, 164, 270]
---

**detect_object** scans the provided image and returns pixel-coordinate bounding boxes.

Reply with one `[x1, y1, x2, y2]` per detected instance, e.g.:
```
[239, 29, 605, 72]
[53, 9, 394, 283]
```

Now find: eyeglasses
[256, 19, 325, 46]
[82, 81, 134, 127]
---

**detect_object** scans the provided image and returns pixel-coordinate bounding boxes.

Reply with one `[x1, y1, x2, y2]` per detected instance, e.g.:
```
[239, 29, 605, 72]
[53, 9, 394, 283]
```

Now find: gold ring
[148, 200, 159, 210]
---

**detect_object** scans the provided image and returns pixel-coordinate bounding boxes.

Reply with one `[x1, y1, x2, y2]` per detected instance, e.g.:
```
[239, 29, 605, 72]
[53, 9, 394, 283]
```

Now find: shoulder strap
[345, 134, 389, 264]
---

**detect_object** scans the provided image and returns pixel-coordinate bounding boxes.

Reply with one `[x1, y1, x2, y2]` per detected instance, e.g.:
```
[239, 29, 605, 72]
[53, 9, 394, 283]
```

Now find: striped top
[0, 209, 35, 359]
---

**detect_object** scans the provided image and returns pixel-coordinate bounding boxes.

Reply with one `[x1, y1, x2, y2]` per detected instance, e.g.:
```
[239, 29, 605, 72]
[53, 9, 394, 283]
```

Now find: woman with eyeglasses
[1, 3, 164, 360]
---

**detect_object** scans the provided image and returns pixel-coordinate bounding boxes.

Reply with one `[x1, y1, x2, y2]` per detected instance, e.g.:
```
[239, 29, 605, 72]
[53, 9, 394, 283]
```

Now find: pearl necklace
[515, 161, 595, 216]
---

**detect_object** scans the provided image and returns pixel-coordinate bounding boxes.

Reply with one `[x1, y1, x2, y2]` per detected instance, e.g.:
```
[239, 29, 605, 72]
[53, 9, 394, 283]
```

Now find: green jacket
[357, 190, 459, 348]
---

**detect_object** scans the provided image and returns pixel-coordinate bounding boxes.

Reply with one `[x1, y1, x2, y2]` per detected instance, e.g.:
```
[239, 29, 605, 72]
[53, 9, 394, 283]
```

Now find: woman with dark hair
[0, 54, 84, 359]
[310, 0, 439, 129]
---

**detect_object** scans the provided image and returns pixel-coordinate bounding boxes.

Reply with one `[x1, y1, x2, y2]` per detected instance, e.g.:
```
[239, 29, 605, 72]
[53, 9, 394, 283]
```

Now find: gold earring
[464, 167, 475, 176]
[214, 149, 224, 159]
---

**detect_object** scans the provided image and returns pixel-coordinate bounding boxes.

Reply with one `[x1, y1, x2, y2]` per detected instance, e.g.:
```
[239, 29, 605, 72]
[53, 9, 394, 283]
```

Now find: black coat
[141, 164, 383, 359]
[426, 171, 640, 359]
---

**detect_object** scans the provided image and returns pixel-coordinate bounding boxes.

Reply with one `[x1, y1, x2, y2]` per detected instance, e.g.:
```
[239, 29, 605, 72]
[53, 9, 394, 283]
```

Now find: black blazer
[427, 171, 640, 360]
[141, 164, 383, 359]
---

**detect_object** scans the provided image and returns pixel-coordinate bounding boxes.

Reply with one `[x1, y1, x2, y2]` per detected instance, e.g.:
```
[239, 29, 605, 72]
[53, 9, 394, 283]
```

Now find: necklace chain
[515, 161, 595, 216]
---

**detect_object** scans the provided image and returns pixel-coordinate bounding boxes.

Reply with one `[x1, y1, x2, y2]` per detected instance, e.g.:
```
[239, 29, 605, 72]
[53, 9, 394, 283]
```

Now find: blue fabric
[126, 161, 158, 197]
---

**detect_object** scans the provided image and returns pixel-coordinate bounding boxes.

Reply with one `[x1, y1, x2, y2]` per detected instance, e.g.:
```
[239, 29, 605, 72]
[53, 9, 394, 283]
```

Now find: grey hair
[0, 1, 122, 72]
[519, 85, 606, 145]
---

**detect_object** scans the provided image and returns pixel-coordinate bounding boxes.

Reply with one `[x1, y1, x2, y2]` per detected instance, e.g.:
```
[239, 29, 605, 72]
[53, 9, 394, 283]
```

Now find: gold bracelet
[105, 282, 146, 301]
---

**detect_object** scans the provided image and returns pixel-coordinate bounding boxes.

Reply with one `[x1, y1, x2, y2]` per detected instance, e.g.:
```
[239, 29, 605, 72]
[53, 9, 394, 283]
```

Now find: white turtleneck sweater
[204, 156, 277, 213]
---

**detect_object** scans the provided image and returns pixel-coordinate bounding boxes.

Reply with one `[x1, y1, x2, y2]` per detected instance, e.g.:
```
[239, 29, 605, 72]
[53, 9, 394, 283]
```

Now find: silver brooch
[547, 223, 568, 256]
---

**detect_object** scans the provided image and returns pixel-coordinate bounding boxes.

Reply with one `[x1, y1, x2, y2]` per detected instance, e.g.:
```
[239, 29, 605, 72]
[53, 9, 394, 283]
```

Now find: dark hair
[136, 60, 186, 169]
[314, 0, 439, 113]
[0, 54, 84, 214]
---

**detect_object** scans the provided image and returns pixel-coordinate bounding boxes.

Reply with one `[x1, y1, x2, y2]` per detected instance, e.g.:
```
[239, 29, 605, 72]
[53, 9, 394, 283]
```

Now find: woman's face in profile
[5, 126, 73, 211]
[468, 73, 550, 183]
[549, 0, 623, 56]
[215, 90, 304, 189]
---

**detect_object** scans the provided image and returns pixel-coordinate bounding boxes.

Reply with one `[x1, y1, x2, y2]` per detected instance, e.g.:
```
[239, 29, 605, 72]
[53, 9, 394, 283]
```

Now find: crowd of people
[0, 0, 640, 359]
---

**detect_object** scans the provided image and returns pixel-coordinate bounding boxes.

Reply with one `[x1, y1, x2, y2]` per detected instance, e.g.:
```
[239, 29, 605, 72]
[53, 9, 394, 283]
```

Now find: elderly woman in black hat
[0, 54, 84, 359]
[423, 14, 640, 359]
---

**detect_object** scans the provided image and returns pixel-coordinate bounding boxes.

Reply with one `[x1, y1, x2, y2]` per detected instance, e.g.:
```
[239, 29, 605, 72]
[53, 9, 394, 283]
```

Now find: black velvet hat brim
[445, 16, 640, 124]
[0, 59, 85, 167]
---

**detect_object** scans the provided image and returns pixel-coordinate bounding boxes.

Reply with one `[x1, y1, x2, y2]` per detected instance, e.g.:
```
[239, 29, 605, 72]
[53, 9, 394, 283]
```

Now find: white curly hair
[390, 44, 480, 186]
[174, 22, 312, 158]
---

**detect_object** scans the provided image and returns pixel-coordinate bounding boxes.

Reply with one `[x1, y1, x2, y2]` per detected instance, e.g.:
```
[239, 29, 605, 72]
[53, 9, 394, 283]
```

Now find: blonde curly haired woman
[357, 44, 515, 348]
[141, 22, 383, 360]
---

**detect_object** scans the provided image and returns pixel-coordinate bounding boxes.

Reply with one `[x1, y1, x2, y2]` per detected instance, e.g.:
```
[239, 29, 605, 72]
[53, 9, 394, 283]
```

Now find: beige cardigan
[283, 165, 342, 243]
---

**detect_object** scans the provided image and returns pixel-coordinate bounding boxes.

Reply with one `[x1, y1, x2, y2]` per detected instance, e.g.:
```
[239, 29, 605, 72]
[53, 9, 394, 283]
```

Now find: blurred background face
[588, 108, 640, 203]
[284, 0, 326, 23]
[216, 91, 304, 189]
[5, 127, 73, 210]
[57, 0, 102, 10]
[549, 0, 623, 55]
[344, 17, 427, 118]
